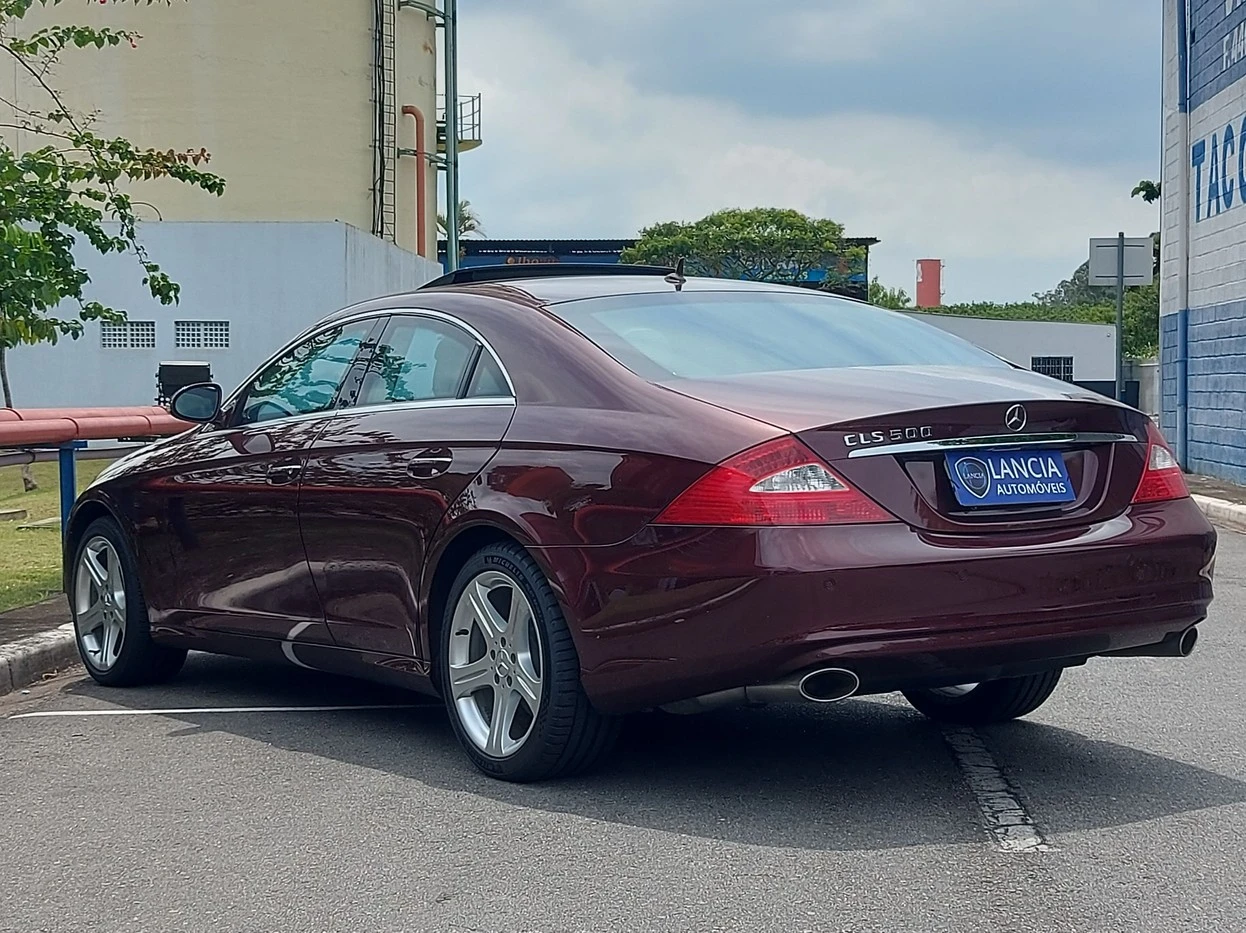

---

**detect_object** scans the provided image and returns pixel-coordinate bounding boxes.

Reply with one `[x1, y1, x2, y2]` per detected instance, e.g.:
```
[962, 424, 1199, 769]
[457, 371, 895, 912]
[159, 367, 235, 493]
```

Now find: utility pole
[1115, 231, 1126, 402]
[443, 0, 460, 271]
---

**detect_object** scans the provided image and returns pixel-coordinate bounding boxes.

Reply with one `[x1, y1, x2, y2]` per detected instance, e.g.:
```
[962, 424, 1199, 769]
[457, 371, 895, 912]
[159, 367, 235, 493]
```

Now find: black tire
[901, 670, 1062, 726]
[437, 542, 620, 782]
[70, 518, 187, 687]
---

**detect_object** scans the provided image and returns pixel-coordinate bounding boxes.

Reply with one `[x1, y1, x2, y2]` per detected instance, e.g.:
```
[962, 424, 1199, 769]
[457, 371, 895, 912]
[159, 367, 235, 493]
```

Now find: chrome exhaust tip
[797, 667, 860, 703]
[659, 666, 862, 714]
[1104, 626, 1199, 658]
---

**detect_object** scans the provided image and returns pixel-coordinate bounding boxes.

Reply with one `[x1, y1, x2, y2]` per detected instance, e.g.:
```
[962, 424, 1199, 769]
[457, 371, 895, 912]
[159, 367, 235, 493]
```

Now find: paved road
[3, 536, 1245, 933]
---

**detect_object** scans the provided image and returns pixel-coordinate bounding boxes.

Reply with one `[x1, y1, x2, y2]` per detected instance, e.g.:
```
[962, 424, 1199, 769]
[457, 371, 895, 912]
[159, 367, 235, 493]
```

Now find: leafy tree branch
[0, 0, 225, 409]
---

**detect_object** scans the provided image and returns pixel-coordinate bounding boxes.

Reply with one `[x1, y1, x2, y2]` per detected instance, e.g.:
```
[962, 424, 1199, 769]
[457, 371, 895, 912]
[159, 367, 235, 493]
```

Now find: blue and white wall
[1163, 0, 1246, 482]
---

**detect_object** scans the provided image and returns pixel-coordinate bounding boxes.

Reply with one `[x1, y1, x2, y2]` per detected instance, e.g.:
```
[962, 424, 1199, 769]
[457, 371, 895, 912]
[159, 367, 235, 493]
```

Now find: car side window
[356, 316, 478, 406]
[466, 352, 510, 398]
[235, 320, 377, 426]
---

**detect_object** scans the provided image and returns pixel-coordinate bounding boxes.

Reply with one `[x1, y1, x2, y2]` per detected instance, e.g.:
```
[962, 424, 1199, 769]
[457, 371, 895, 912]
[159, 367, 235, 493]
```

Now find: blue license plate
[945, 449, 1075, 507]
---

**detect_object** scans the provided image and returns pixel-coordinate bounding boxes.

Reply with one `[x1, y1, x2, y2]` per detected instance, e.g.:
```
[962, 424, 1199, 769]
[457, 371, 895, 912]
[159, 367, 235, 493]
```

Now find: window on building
[101, 321, 157, 349]
[175, 320, 231, 349]
[1031, 356, 1075, 382]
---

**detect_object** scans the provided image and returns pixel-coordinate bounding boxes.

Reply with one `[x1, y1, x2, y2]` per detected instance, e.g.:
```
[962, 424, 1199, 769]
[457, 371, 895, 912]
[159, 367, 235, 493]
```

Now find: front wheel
[438, 542, 619, 782]
[71, 518, 187, 687]
[901, 670, 1062, 725]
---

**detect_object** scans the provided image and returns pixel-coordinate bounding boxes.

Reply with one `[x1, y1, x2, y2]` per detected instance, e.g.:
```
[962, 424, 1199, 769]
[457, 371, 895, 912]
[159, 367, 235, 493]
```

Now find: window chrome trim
[336, 396, 516, 418]
[844, 432, 1142, 459]
[220, 306, 517, 429]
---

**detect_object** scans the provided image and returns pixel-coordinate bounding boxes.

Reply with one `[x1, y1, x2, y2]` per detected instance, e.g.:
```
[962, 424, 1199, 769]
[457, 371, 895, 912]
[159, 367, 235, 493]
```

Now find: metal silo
[4, 0, 460, 260]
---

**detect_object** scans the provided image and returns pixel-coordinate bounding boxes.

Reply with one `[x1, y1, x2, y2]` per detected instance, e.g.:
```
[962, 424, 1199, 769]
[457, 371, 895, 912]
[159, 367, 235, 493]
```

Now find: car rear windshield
[548, 290, 1008, 381]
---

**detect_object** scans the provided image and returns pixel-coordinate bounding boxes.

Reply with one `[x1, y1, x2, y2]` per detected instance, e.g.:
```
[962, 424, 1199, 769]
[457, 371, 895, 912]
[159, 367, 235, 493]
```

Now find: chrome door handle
[407, 453, 453, 479]
[267, 463, 302, 486]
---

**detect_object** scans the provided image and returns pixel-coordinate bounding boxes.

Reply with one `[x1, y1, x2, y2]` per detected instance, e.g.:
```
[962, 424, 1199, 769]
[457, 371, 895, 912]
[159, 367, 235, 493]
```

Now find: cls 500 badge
[844, 426, 934, 448]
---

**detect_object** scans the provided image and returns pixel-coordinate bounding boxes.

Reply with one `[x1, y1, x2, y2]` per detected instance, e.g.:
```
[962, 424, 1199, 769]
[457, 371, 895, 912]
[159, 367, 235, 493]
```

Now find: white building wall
[5, 222, 441, 408]
[1162, 0, 1188, 318]
[1184, 83, 1246, 312]
[902, 313, 1117, 382]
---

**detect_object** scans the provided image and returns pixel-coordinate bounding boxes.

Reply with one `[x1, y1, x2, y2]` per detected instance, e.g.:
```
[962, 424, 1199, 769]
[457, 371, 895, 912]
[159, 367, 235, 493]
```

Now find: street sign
[1088, 236, 1154, 286]
[1089, 233, 1153, 403]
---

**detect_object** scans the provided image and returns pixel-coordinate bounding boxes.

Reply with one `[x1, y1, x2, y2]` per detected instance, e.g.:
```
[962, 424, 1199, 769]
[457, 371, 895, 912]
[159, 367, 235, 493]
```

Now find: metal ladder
[377, 0, 398, 241]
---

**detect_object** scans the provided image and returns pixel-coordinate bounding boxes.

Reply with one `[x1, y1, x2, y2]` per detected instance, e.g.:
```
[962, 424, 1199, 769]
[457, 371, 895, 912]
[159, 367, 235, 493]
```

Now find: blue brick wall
[1161, 313, 1181, 443]
[1178, 301, 1246, 484]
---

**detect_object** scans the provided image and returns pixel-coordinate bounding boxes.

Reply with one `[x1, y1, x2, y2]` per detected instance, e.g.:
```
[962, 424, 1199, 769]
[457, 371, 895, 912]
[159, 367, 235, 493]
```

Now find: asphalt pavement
[2, 535, 1245, 932]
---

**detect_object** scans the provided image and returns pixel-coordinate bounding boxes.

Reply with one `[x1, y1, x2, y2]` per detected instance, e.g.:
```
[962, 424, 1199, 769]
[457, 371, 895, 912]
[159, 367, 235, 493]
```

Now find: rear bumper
[535, 498, 1216, 713]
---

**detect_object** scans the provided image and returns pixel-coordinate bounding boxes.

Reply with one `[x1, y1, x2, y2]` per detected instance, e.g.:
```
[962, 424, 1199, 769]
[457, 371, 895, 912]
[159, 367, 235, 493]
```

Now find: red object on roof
[916, 259, 943, 309]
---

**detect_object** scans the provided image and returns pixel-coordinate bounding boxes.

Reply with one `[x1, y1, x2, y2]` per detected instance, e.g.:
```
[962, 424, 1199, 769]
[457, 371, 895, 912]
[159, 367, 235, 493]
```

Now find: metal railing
[437, 93, 482, 149]
[0, 408, 190, 533]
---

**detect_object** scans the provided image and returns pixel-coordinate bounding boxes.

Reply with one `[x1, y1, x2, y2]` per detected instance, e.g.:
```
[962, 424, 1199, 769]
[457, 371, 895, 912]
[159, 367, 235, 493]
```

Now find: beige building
[5, 0, 463, 261]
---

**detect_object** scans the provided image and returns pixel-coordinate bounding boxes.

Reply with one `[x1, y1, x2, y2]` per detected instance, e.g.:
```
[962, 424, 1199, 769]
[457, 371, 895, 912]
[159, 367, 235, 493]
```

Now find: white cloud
[767, 0, 991, 63]
[459, 11, 1158, 302]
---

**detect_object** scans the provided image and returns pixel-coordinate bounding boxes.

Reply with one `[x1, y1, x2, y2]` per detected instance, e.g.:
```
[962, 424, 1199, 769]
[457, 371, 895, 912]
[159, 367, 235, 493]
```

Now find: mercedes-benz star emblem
[1004, 404, 1027, 432]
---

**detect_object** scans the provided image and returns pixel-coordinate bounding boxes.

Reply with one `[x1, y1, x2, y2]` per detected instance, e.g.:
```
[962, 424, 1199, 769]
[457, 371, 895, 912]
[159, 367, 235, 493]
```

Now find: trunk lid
[669, 366, 1151, 533]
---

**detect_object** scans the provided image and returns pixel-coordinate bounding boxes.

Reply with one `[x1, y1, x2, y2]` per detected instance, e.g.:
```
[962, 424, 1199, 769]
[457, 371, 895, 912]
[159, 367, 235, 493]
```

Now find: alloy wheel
[447, 570, 543, 757]
[74, 536, 128, 671]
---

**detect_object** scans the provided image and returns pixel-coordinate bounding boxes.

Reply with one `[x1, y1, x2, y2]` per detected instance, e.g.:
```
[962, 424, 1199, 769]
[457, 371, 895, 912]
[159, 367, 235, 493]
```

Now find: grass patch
[0, 459, 110, 613]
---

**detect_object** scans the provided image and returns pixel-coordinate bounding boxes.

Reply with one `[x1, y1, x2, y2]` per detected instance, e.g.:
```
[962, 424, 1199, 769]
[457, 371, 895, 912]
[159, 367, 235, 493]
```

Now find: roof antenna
[665, 257, 686, 291]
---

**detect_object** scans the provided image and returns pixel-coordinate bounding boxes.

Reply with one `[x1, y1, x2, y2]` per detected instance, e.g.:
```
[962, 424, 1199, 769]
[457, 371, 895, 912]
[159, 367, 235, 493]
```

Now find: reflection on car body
[64, 268, 1216, 782]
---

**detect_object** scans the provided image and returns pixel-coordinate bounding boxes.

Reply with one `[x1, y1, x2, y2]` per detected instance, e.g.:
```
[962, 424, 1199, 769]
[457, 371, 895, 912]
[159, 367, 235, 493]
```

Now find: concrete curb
[1192, 494, 1246, 535]
[0, 623, 77, 697]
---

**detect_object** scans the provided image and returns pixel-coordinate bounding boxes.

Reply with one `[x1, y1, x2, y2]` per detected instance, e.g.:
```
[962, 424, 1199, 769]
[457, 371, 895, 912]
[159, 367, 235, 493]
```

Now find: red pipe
[0, 406, 171, 422]
[0, 408, 191, 446]
[402, 105, 428, 258]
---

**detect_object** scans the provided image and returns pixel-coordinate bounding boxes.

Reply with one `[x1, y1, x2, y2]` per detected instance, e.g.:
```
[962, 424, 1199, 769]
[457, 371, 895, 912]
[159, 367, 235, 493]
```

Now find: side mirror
[170, 383, 224, 424]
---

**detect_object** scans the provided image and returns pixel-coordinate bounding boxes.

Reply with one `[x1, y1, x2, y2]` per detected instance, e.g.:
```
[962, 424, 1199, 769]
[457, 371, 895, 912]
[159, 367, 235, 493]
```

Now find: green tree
[437, 199, 483, 239]
[927, 293, 1159, 360]
[868, 276, 911, 309]
[621, 207, 862, 285]
[0, 0, 225, 415]
[1031, 260, 1107, 308]
[1132, 180, 1161, 204]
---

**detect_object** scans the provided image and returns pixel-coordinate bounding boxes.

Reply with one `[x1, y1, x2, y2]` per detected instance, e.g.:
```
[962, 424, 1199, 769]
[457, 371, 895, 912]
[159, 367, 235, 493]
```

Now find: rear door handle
[267, 463, 302, 486]
[407, 450, 453, 479]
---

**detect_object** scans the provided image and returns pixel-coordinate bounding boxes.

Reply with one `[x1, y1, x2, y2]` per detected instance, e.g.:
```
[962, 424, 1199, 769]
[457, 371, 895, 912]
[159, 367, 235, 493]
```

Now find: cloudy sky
[456, 0, 1162, 303]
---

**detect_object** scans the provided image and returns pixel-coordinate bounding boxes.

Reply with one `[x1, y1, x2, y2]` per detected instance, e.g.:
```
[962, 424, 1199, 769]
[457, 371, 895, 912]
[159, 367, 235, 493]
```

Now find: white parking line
[942, 726, 1055, 853]
[9, 704, 426, 720]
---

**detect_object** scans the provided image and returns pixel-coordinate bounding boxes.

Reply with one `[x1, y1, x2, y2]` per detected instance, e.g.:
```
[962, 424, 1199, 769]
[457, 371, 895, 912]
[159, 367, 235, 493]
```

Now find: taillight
[1132, 422, 1189, 504]
[654, 436, 896, 526]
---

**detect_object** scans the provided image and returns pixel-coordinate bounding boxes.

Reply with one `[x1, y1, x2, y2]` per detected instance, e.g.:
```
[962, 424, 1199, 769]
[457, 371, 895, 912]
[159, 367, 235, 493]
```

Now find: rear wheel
[71, 518, 187, 687]
[438, 542, 620, 782]
[901, 670, 1062, 725]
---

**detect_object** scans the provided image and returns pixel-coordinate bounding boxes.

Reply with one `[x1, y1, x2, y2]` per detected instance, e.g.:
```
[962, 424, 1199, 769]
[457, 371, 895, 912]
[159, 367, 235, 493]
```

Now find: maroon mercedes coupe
[65, 265, 1216, 781]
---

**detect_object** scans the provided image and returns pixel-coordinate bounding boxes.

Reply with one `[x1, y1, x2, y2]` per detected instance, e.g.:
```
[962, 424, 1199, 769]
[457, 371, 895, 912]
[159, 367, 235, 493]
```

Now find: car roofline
[314, 274, 878, 326]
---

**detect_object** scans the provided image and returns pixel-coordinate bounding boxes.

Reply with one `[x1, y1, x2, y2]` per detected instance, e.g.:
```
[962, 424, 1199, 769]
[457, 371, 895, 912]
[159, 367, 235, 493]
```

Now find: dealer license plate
[945, 449, 1076, 507]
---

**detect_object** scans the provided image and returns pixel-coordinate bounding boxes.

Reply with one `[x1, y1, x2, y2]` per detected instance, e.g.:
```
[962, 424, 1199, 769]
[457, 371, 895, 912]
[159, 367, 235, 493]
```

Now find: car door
[146, 316, 383, 643]
[298, 311, 516, 660]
